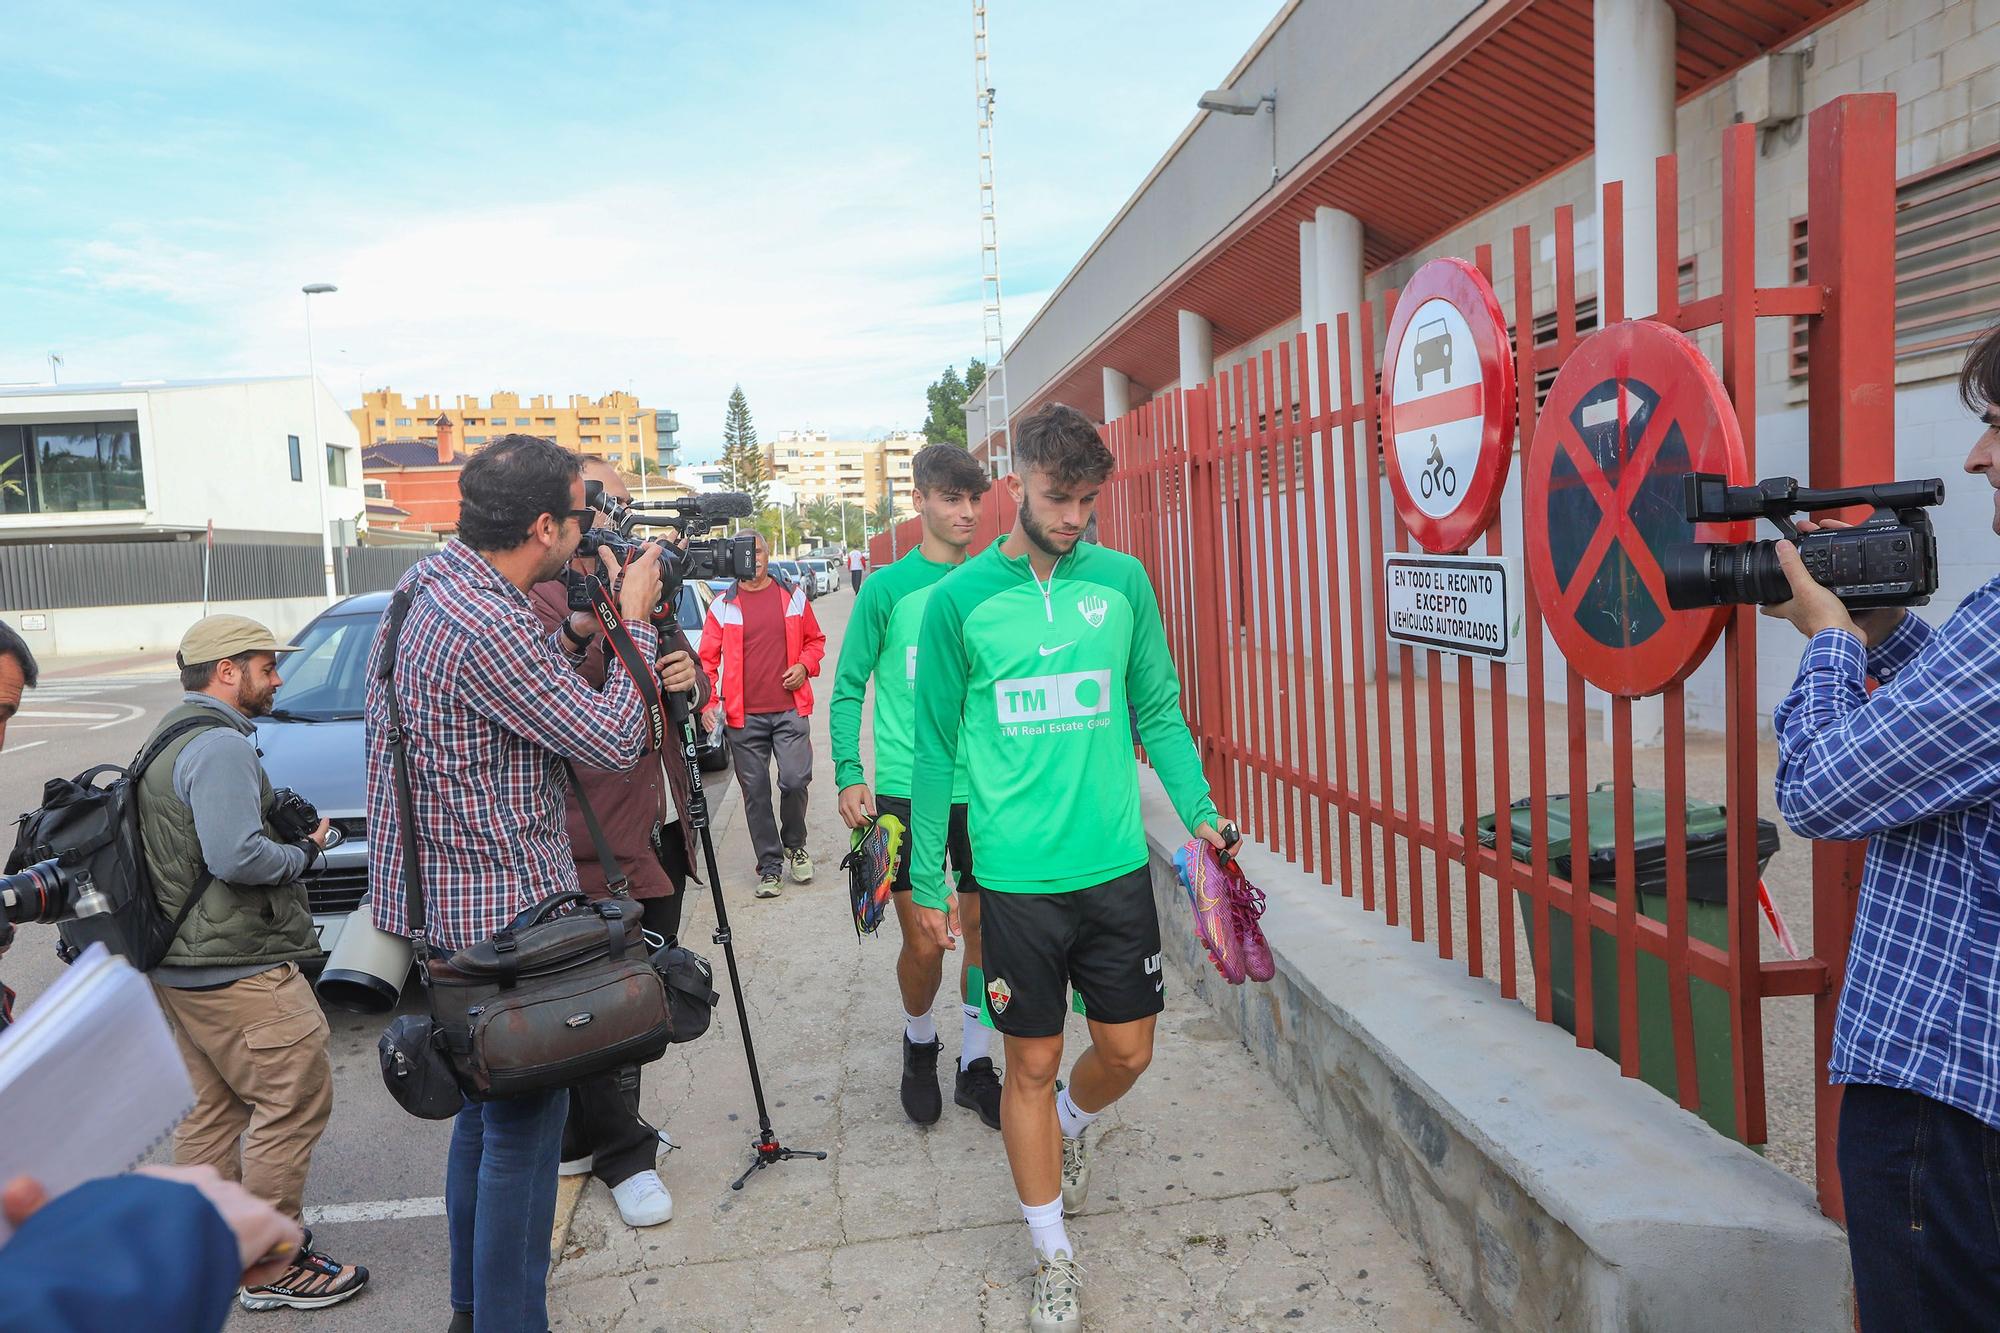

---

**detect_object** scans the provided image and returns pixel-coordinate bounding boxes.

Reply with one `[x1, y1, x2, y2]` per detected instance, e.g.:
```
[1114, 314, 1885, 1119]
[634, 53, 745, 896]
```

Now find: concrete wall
[0, 377, 365, 542]
[1136, 768, 1852, 1331]
[8, 594, 334, 660]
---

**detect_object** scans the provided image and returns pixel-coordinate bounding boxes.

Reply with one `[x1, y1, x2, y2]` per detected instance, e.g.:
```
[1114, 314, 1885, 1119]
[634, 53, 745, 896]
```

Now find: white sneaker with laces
[756, 875, 783, 898]
[787, 846, 814, 883]
[610, 1169, 674, 1227]
[1030, 1249, 1083, 1331]
[558, 1153, 594, 1177]
[1060, 1131, 1091, 1216]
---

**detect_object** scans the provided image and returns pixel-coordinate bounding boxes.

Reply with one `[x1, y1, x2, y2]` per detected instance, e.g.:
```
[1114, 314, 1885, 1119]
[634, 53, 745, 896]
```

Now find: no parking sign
[1381, 258, 1516, 553]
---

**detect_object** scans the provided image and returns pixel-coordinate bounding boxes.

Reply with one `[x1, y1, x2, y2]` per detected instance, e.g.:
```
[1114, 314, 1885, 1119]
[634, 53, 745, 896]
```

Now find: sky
[0, 2, 1279, 462]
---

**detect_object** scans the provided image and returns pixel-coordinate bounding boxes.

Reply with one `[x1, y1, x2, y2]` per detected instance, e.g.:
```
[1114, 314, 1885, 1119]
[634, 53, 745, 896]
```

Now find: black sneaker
[901, 1034, 943, 1125]
[954, 1056, 1003, 1130]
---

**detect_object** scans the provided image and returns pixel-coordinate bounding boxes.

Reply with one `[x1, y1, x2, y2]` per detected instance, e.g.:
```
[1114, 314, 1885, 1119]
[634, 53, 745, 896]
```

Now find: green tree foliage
[720, 385, 769, 514]
[920, 359, 988, 446]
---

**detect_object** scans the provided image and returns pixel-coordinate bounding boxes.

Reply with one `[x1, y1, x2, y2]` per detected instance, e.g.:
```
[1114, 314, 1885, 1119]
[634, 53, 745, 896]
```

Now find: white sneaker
[787, 846, 814, 883]
[1060, 1131, 1091, 1216]
[558, 1154, 594, 1177]
[1030, 1249, 1083, 1330]
[610, 1169, 673, 1227]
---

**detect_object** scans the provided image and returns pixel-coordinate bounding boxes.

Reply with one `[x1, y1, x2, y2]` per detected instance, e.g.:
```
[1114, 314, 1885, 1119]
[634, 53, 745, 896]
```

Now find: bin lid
[1475, 786, 1779, 870]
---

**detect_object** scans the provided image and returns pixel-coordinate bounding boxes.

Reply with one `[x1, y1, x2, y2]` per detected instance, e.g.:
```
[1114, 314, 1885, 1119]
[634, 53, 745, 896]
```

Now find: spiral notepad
[0, 943, 195, 1242]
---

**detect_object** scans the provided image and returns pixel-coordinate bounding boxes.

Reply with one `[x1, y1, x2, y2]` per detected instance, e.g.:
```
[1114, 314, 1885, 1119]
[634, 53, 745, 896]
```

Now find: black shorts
[977, 867, 1164, 1038]
[873, 795, 980, 896]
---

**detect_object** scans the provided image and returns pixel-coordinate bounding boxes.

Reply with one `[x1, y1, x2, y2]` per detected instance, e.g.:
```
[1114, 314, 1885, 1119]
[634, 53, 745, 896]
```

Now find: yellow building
[763, 429, 923, 516]
[352, 390, 660, 469]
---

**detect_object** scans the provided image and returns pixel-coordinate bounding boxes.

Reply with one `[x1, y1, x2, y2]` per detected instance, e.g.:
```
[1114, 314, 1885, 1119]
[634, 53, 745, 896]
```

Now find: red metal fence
[880, 94, 1898, 1220]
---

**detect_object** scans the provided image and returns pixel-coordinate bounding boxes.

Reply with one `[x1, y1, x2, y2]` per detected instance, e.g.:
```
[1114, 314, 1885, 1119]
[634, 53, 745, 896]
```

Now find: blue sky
[0, 2, 1277, 460]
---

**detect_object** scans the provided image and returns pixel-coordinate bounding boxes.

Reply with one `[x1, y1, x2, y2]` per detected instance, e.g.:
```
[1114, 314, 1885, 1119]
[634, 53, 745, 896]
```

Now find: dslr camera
[1663, 473, 1944, 611]
[566, 484, 760, 619]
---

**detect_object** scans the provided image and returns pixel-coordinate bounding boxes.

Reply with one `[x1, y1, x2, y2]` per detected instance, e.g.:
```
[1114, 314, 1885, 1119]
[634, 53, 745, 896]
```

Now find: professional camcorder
[1663, 473, 1944, 611]
[566, 484, 760, 617]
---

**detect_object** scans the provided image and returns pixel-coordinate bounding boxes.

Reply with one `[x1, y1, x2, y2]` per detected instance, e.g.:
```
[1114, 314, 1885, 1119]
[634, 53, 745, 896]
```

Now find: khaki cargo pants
[152, 962, 333, 1223]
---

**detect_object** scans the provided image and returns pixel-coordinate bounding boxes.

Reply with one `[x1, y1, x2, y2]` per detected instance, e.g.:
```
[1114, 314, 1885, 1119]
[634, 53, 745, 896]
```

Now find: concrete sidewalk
[546, 595, 1469, 1331]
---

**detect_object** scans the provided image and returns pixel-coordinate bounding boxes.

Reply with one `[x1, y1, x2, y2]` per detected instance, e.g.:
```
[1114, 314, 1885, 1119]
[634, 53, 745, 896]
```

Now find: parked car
[770, 559, 816, 599]
[261, 583, 731, 970]
[801, 558, 835, 595]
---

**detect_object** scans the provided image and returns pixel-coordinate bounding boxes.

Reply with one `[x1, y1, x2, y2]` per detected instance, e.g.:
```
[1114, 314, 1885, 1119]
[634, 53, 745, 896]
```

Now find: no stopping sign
[1381, 258, 1516, 553]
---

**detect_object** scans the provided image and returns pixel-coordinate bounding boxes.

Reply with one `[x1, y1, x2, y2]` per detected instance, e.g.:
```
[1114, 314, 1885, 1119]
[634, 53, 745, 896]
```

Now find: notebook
[0, 943, 194, 1242]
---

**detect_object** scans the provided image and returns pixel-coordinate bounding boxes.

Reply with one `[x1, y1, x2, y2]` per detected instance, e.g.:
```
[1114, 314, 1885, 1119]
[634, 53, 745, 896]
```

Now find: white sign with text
[1384, 552, 1524, 663]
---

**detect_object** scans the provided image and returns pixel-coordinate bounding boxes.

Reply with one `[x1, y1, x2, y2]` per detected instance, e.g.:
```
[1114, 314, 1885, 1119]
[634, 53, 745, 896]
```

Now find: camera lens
[1664, 540, 1796, 609]
[1663, 543, 1724, 609]
[0, 858, 72, 925]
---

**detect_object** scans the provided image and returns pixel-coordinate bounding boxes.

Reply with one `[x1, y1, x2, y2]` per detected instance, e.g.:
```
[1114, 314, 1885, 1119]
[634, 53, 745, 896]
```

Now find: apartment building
[763, 428, 923, 515]
[351, 389, 668, 469]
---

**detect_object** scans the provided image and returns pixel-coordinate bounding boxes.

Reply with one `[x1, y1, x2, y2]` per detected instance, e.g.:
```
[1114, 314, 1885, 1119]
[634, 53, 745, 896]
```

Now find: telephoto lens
[1663, 540, 1793, 609]
[0, 857, 76, 925]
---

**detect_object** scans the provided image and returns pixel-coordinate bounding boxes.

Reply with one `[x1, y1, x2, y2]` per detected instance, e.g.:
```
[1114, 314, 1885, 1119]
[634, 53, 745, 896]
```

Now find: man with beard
[908, 403, 1232, 1331]
[143, 615, 367, 1312]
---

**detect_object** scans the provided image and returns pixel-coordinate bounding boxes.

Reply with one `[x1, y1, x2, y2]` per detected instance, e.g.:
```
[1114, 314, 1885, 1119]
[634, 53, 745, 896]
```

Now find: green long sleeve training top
[909, 540, 1217, 910]
[828, 548, 970, 802]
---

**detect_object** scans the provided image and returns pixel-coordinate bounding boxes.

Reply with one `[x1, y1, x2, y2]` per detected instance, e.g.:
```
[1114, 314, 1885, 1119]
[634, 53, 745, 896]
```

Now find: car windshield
[270, 609, 378, 721]
[678, 584, 705, 632]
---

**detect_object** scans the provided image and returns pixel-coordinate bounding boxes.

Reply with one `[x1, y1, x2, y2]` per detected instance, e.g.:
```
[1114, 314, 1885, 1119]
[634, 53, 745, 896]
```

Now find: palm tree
[804, 497, 842, 546]
[868, 494, 898, 535]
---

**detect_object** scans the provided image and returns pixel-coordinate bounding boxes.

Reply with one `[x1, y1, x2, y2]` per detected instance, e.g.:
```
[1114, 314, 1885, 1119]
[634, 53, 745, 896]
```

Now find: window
[363, 480, 387, 499]
[395, 417, 412, 426]
[0, 420, 145, 514]
[467, 435, 488, 445]
[609, 434, 623, 443]
[325, 445, 348, 488]
[537, 417, 556, 426]
[288, 434, 303, 482]
[628, 415, 641, 425]
[374, 418, 386, 427]
[515, 417, 529, 426]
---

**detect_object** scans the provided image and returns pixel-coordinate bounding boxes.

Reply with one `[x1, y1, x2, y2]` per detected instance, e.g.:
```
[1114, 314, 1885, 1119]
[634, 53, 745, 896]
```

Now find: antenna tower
[973, 2, 1011, 475]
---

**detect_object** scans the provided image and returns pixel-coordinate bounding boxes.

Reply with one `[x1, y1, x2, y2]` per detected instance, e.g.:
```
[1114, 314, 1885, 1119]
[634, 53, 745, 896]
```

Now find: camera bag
[8, 714, 232, 970]
[648, 939, 719, 1044]
[376, 587, 672, 1111]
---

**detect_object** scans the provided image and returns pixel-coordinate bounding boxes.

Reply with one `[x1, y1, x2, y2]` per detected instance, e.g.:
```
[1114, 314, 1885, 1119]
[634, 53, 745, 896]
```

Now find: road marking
[16, 710, 123, 720]
[304, 1196, 447, 1225]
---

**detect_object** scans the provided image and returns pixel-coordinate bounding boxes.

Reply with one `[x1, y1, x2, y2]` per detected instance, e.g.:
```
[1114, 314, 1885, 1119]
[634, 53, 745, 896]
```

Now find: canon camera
[1662, 473, 1943, 611]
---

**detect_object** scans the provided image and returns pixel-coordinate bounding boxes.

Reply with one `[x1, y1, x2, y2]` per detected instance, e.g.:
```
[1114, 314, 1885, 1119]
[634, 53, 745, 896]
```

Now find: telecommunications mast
[972, 2, 1011, 476]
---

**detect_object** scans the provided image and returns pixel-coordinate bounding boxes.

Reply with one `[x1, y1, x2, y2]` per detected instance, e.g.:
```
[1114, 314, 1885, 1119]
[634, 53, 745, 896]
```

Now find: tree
[804, 497, 843, 545]
[921, 359, 988, 446]
[869, 492, 899, 534]
[719, 385, 769, 514]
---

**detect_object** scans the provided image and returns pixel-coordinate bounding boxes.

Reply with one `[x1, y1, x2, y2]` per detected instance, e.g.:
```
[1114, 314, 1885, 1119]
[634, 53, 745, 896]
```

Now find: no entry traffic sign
[1524, 320, 1751, 698]
[1381, 258, 1516, 553]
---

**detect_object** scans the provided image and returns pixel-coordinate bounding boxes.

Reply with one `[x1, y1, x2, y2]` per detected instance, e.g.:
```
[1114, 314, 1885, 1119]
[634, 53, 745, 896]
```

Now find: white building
[0, 376, 366, 657]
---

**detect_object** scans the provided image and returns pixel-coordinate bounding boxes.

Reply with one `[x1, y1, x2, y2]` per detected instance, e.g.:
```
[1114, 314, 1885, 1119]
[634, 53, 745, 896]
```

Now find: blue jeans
[446, 1088, 568, 1333]
[1838, 1081, 2000, 1331]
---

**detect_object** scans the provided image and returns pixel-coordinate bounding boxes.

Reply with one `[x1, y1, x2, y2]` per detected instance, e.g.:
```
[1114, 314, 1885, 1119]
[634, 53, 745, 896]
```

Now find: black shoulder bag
[376, 586, 673, 1119]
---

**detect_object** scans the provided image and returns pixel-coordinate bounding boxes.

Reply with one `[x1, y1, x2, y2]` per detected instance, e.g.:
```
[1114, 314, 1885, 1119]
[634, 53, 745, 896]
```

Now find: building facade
[981, 0, 1999, 727]
[351, 389, 671, 471]
[762, 428, 922, 516]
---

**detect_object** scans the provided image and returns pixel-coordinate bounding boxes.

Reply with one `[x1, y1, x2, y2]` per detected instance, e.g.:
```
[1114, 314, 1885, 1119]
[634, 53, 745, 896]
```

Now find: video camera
[565, 484, 760, 618]
[1663, 473, 1944, 611]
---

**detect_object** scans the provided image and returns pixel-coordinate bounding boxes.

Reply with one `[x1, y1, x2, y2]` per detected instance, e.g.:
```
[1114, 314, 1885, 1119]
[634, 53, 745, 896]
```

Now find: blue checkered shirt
[1773, 582, 2000, 1129]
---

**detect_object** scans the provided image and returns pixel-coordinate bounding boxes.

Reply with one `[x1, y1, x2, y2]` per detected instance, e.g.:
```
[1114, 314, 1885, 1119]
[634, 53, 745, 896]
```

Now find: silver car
[260, 584, 728, 967]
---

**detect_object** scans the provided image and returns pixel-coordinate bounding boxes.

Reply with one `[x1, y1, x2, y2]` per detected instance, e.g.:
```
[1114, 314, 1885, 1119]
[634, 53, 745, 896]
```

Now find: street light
[301, 283, 339, 600]
[1196, 89, 1278, 182]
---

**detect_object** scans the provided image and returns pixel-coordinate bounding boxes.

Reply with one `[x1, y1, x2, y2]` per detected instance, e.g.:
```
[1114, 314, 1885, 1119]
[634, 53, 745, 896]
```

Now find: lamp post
[302, 283, 339, 600]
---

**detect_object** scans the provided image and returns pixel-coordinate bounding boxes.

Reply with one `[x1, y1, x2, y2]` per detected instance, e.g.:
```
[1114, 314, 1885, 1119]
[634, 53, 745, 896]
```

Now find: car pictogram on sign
[1414, 318, 1453, 389]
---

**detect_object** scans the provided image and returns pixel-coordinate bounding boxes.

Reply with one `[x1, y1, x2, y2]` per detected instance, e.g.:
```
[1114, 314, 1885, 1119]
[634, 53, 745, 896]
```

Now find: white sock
[959, 1003, 990, 1069]
[1021, 1196, 1071, 1260]
[1056, 1085, 1100, 1140]
[904, 1009, 937, 1045]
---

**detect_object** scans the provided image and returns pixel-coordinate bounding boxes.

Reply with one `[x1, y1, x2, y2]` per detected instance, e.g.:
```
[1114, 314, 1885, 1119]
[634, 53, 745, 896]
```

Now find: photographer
[0, 617, 36, 1031]
[364, 435, 664, 1333]
[1766, 324, 2000, 1331]
[528, 456, 707, 1230]
[142, 614, 365, 1313]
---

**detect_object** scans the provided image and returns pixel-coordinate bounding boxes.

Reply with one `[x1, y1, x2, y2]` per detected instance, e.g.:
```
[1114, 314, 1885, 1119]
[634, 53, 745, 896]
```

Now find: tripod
[664, 689, 827, 1190]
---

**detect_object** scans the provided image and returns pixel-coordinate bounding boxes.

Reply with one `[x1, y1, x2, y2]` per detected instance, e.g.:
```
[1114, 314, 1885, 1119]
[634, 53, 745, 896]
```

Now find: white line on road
[304, 1196, 448, 1226]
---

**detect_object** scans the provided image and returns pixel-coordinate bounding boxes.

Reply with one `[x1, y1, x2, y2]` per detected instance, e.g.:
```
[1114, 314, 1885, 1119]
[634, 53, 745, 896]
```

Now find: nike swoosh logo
[1038, 641, 1076, 656]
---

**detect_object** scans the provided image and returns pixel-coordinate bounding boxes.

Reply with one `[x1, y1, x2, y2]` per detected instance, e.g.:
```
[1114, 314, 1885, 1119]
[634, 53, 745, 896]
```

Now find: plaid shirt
[1773, 585, 2000, 1129]
[365, 541, 658, 952]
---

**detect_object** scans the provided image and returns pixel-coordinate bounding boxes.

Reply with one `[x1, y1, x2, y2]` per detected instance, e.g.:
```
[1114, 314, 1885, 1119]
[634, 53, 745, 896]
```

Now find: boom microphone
[691, 491, 756, 519]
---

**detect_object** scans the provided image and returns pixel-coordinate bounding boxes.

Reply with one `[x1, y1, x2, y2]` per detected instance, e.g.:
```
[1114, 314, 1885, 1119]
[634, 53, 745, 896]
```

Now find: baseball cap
[175, 614, 299, 668]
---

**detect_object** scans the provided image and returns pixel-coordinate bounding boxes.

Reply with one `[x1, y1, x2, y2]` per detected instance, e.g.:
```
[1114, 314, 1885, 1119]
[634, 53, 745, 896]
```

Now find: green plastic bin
[1476, 786, 1779, 1143]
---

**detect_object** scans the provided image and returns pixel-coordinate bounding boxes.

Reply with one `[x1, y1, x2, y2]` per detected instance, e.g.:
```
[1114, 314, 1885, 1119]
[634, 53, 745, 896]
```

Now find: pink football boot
[1175, 837, 1274, 985]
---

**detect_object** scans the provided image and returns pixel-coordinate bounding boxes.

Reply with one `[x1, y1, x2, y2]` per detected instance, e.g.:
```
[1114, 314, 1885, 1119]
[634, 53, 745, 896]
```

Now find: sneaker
[558, 1153, 594, 1177]
[1030, 1249, 1083, 1331]
[1175, 840, 1247, 984]
[238, 1250, 369, 1311]
[787, 846, 815, 884]
[954, 1056, 1003, 1130]
[1060, 1130, 1091, 1216]
[1229, 869, 1275, 983]
[755, 875, 783, 898]
[609, 1169, 674, 1227]
[901, 1034, 943, 1125]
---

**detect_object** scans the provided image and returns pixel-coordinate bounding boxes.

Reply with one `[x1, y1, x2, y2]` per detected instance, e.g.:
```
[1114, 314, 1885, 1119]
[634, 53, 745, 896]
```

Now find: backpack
[7, 714, 232, 970]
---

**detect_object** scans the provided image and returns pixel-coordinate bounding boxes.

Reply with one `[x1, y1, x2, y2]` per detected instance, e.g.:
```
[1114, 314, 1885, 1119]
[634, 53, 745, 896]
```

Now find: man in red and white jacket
[700, 531, 828, 896]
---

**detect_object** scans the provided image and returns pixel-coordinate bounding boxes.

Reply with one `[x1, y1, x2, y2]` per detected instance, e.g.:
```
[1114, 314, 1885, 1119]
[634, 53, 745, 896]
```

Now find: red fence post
[1802, 91, 1899, 1223]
